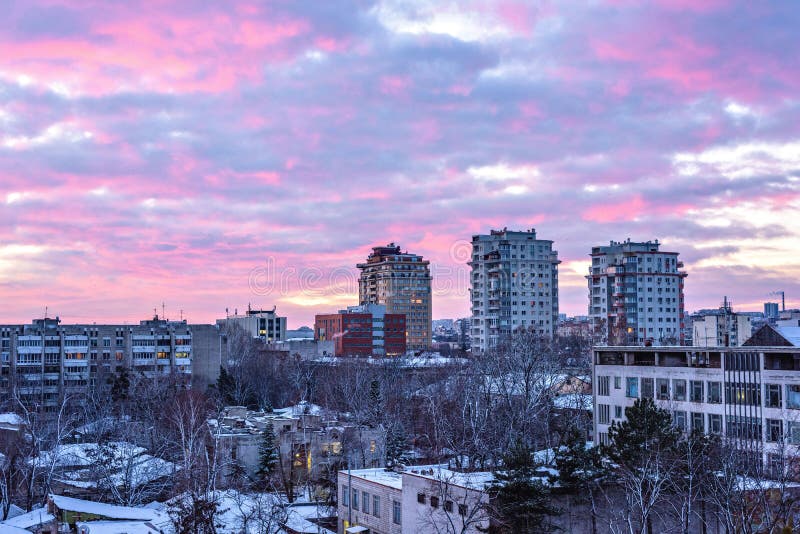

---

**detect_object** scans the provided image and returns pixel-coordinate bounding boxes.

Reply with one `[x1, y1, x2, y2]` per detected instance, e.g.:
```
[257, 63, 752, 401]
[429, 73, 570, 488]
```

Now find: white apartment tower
[588, 239, 687, 345]
[470, 228, 560, 353]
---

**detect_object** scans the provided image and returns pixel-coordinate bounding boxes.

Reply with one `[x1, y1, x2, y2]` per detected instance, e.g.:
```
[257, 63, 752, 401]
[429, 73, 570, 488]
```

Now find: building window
[789, 422, 800, 444]
[673, 411, 687, 430]
[393, 500, 402, 524]
[673, 380, 687, 401]
[615, 405, 622, 419]
[430, 496, 439, 509]
[598, 404, 610, 424]
[690, 381, 703, 403]
[342, 485, 349, 506]
[352, 489, 359, 509]
[708, 414, 722, 434]
[787, 385, 800, 409]
[362, 491, 369, 513]
[625, 377, 639, 398]
[766, 384, 782, 408]
[691, 412, 704, 434]
[458, 504, 468, 516]
[597, 376, 610, 396]
[641, 378, 654, 399]
[657, 379, 670, 400]
[444, 500, 453, 513]
[707, 382, 722, 404]
[373, 495, 380, 517]
[767, 419, 783, 443]
[417, 493, 426, 505]
[614, 376, 621, 389]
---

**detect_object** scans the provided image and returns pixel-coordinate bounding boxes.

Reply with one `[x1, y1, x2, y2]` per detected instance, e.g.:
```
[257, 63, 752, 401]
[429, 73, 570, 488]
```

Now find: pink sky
[1, 1, 799, 328]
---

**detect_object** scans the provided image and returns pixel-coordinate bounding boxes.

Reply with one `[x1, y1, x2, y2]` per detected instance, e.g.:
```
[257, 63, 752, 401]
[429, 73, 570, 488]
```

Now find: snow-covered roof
[284, 503, 336, 534]
[552, 393, 593, 411]
[36, 442, 147, 468]
[0, 413, 23, 426]
[404, 466, 495, 490]
[50, 494, 156, 520]
[0, 507, 55, 529]
[775, 326, 800, 347]
[75, 520, 161, 534]
[343, 467, 405, 490]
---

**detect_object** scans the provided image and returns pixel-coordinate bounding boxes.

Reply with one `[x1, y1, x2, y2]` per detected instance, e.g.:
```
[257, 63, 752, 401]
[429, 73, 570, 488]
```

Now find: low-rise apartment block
[338, 466, 492, 534]
[217, 306, 287, 343]
[0, 316, 196, 410]
[592, 324, 800, 470]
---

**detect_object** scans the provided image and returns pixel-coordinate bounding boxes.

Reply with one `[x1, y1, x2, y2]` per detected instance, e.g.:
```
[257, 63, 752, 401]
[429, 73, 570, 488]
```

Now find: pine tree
[385, 422, 408, 468]
[552, 425, 603, 492]
[257, 423, 279, 480]
[368, 380, 384, 426]
[604, 397, 680, 468]
[216, 366, 235, 405]
[487, 440, 559, 533]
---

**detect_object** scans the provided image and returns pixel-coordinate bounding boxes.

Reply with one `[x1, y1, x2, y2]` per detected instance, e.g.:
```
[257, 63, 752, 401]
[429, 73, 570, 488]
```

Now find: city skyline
[1, 1, 799, 327]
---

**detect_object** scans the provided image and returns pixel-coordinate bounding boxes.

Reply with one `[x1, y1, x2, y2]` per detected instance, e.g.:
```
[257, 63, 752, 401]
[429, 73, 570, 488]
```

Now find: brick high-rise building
[587, 239, 687, 345]
[469, 228, 560, 353]
[357, 244, 431, 351]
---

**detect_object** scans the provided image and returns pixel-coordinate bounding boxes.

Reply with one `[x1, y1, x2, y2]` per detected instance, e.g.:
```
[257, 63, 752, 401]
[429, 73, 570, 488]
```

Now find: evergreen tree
[385, 422, 408, 468]
[256, 423, 279, 480]
[551, 426, 605, 532]
[109, 366, 130, 404]
[603, 397, 682, 534]
[367, 379, 384, 426]
[487, 440, 559, 533]
[216, 366, 235, 405]
[604, 397, 680, 468]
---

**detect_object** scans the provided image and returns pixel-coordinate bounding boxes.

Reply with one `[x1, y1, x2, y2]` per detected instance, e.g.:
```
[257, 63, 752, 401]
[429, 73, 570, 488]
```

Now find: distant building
[765, 302, 780, 320]
[0, 316, 195, 411]
[315, 304, 406, 357]
[587, 239, 687, 345]
[217, 306, 287, 343]
[358, 244, 432, 351]
[777, 310, 800, 328]
[469, 228, 560, 353]
[691, 298, 751, 347]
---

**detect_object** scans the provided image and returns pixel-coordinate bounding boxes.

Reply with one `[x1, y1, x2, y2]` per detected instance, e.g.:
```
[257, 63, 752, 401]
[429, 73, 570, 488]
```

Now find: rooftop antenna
[180, 309, 184, 321]
[44, 306, 48, 320]
[162, 302, 166, 320]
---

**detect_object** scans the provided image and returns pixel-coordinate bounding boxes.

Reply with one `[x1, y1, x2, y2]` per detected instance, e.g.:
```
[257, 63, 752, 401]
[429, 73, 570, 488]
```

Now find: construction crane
[768, 290, 786, 312]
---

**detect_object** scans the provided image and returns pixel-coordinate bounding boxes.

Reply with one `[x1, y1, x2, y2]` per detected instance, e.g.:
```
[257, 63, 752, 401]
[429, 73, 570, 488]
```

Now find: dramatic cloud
[1, 0, 798, 326]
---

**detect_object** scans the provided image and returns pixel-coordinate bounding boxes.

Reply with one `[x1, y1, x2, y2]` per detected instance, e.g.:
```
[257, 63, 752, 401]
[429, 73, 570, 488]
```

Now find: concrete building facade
[217, 306, 287, 343]
[692, 299, 752, 348]
[357, 244, 432, 351]
[469, 228, 560, 353]
[338, 466, 491, 534]
[0, 316, 195, 411]
[592, 326, 800, 471]
[587, 239, 687, 345]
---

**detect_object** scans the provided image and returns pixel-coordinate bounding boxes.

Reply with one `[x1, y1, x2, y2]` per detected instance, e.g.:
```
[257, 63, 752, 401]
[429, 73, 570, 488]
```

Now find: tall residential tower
[470, 228, 560, 353]
[357, 244, 432, 351]
[588, 239, 687, 345]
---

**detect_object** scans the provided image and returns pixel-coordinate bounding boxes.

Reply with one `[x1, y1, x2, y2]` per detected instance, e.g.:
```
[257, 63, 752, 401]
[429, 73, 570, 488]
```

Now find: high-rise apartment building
[469, 228, 560, 353]
[587, 239, 687, 345]
[357, 244, 431, 351]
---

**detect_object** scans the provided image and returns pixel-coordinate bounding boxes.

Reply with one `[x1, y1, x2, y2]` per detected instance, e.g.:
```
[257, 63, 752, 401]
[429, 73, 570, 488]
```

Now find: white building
[592, 324, 800, 471]
[692, 298, 752, 347]
[470, 228, 560, 353]
[338, 466, 492, 534]
[587, 239, 687, 345]
[217, 306, 287, 343]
